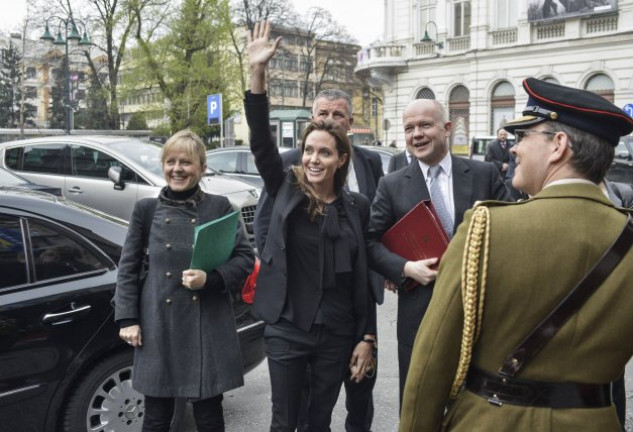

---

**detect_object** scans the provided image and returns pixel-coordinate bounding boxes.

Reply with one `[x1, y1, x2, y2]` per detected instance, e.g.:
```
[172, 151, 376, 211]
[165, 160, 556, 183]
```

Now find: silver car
[0, 135, 260, 242]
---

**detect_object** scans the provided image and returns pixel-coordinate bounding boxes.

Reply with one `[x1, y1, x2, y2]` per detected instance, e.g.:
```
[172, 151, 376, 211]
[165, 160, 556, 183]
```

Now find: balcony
[355, 43, 408, 79]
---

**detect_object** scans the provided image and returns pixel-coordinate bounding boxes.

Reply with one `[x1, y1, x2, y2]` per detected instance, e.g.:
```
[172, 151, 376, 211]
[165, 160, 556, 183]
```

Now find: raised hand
[247, 20, 282, 69]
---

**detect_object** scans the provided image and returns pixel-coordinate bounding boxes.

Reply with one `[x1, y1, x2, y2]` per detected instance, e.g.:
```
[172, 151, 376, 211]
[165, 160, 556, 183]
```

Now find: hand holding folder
[190, 211, 238, 273]
[381, 200, 449, 291]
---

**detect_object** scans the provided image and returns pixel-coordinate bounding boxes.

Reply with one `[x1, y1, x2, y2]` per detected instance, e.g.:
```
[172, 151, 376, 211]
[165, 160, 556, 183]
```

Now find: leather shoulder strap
[499, 215, 633, 378]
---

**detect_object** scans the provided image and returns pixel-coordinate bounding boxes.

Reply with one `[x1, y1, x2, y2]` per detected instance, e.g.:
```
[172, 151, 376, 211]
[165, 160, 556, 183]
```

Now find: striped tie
[428, 165, 453, 239]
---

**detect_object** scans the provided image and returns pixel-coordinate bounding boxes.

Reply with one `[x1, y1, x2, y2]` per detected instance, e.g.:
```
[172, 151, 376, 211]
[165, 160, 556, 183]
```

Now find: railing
[536, 22, 565, 40]
[373, 44, 405, 58]
[447, 36, 470, 52]
[585, 15, 618, 34]
[413, 42, 437, 57]
[491, 28, 518, 46]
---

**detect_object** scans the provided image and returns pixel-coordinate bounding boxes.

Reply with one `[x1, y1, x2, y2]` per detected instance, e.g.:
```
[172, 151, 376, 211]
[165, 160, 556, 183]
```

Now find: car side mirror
[108, 166, 125, 190]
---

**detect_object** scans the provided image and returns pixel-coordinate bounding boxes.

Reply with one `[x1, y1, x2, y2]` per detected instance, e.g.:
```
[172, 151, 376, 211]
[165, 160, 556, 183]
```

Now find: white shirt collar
[420, 152, 452, 182]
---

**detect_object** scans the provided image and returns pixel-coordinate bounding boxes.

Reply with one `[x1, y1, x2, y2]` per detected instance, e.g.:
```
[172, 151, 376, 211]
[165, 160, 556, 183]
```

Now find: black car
[0, 188, 265, 432]
[607, 136, 633, 185]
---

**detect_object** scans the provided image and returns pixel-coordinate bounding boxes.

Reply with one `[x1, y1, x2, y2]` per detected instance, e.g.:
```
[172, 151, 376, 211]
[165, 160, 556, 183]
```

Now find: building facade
[356, 0, 633, 154]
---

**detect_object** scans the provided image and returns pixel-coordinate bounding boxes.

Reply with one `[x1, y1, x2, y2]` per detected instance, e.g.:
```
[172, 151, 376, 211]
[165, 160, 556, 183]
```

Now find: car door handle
[42, 303, 92, 325]
[67, 186, 84, 194]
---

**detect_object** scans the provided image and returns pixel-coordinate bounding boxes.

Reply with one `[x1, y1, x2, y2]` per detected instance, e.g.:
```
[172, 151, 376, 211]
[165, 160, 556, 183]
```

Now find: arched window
[449, 85, 470, 150]
[490, 81, 515, 134]
[584, 73, 614, 102]
[416, 87, 435, 99]
[542, 76, 559, 85]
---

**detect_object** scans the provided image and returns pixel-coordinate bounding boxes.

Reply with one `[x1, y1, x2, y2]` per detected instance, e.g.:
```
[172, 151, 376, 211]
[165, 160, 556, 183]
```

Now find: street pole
[40, 17, 90, 134]
[63, 28, 71, 134]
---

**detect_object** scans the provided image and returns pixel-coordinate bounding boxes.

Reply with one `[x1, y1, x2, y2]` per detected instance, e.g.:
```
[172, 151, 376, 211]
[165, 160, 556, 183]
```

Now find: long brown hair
[291, 119, 352, 219]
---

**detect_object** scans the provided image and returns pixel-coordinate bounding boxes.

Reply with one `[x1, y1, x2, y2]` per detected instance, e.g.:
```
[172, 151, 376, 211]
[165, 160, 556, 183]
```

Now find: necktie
[428, 165, 453, 239]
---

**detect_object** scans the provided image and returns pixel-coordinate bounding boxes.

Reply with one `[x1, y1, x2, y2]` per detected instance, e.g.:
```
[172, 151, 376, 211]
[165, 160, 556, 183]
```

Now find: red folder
[381, 200, 449, 291]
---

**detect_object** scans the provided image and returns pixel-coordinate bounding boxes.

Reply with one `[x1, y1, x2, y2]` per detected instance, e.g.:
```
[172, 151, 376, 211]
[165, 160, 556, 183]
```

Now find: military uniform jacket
[114, 191, 254, 398]
[400, 183, 633, 431]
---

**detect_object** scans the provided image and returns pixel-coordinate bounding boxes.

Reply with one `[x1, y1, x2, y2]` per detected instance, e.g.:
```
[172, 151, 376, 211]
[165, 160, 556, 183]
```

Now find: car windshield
[615, 141, 630, 159]
[109, 140, 165, 177]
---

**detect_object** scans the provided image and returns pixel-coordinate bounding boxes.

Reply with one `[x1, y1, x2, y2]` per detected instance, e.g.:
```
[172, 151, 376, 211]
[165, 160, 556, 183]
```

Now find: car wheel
[61, 350, 185, 432]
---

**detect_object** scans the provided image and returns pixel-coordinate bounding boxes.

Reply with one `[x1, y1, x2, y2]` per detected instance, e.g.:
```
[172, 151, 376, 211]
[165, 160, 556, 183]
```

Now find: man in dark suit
[367, 98, 511, 407]
[485, 127, 511, 176]
[387, 144, 413, 173]
[254, 88, 384, 432]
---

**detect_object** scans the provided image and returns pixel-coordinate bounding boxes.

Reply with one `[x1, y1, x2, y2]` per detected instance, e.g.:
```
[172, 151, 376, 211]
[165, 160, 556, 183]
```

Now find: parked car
[469, 135, 516, 161]
[607, 136, 633, 185]
[357, 144, 399, 175]
[0, 136, 260, 244]
[0, 167, 62, 196]
[206, 146, 291, 188]
[0, 188, 265, 432]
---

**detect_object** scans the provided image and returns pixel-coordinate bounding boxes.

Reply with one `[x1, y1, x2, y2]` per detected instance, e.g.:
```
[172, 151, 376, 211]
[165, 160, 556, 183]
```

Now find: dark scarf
[321, 199, 352, 290]
[160, 185, 204, 207]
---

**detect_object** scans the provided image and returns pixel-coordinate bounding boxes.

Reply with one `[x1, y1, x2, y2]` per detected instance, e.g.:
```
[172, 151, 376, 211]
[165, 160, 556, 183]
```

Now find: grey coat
[114, 189, 254, 398]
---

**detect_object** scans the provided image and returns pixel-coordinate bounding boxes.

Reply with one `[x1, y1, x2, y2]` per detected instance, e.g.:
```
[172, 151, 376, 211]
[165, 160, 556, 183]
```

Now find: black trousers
[297, 352, 378, 432]
[142, 394, 224, 432]
[265, 321, 354, 432]
[398, 342, 414, 413]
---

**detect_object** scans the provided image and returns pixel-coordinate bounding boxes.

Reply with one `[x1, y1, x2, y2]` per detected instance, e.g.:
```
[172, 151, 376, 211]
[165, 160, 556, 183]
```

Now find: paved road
[182, 291, 633, 431]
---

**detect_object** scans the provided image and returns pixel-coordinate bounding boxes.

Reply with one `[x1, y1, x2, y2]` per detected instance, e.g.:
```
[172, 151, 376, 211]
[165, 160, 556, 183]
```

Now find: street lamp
[421, 21, 444, 49]
[40, 16, 91, 134]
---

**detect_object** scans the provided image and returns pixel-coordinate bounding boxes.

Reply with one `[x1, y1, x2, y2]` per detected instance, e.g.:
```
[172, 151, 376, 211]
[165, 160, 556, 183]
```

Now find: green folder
[190, 211, 238, 272]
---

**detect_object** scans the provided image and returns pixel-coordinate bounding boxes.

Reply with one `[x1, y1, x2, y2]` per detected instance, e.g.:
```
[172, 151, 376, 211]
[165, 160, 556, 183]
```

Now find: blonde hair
[161, 129, 207, 169]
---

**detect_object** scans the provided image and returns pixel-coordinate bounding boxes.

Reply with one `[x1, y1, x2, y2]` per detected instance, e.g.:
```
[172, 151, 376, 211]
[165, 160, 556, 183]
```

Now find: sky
[0, 0, 383, 46]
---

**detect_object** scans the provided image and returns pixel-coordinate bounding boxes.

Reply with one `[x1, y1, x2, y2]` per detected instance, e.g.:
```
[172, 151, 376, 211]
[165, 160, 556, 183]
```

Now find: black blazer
[388, 150, 409, 173]
[245, 92, 373, 340]
[484, 139, 511, 174]
[367, 156, 511, 346]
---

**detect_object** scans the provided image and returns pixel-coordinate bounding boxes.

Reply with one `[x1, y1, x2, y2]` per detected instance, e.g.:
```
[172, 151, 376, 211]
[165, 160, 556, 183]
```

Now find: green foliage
[151, 122, 172, 137]
[0, 42, 36, 128]
[126, 112, 149, 130]
[134, 0, 242, 140]
[49, 68, 66, 129]
[74, 70, 110, 129]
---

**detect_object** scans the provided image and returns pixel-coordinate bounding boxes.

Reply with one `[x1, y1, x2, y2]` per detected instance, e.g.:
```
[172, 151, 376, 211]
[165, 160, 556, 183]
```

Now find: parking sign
[208, 94, 222, 125]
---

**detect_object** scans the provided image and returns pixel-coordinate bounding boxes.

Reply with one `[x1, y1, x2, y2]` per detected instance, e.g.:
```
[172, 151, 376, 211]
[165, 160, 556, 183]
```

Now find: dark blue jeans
[142, 394, 224, 432]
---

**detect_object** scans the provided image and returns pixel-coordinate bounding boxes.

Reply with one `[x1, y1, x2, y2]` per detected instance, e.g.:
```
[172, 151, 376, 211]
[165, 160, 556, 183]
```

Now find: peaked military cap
[504, 77, 633, 146]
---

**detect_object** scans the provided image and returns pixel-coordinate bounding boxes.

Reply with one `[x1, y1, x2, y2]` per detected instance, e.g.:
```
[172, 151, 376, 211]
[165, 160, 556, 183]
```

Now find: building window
[495, 0, 518, 29]
[452, 0, 471, 37]
[270, 79, 283, 97]
[299, 56, 312, 72]
[542, 76, 559, 85]
[25, 86, 37, 99]
[299, 81, 315, 98]
[26, 67, 36, 79]
[283, 80, 298, 98]
[415, 87, 435, 99]
[449, 85, 470, 149]
[584, 73, 614, 102]
[490, 81, 515, 134]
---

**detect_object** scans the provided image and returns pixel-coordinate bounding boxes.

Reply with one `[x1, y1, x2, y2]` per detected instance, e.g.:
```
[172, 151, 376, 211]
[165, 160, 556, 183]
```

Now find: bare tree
[229, 0, 295, 93]
[293, 7, 356, 107]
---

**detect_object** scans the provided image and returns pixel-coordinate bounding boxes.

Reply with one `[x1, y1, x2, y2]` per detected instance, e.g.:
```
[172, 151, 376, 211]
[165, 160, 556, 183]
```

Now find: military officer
[400, 77, 633, 432]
